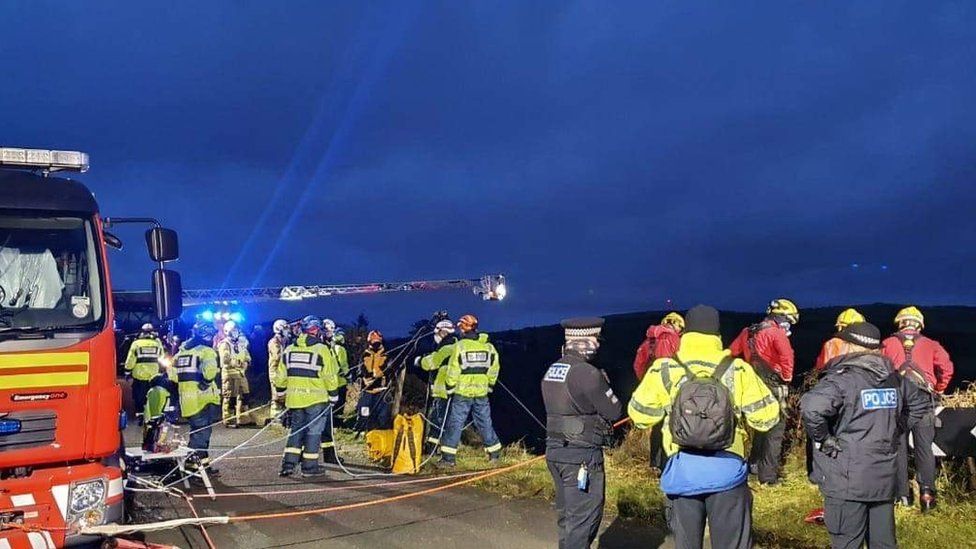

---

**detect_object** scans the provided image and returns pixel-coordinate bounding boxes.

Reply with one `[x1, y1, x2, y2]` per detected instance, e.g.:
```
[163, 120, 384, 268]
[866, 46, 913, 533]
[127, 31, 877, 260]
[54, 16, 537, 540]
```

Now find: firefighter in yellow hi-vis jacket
[125, 322, 166, 426]
[218, 320, 251, 427]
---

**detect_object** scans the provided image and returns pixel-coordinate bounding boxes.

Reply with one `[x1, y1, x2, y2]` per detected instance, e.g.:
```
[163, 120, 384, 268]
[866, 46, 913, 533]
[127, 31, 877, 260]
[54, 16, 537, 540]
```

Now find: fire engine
[0, 147, 181, 548]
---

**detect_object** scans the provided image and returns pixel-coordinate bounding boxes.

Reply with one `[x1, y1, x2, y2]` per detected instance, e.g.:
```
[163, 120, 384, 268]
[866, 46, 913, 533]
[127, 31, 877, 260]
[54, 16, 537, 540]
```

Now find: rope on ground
[180, 490, 218, 549]
[79, 516, 231, 537]
[188, 403, 271, 435]
[197, 469, 484, 499]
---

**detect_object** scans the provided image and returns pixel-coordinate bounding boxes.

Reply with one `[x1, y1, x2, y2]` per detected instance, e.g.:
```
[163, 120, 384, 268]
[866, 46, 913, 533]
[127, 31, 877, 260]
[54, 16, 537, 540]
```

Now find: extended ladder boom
[179, 274, 506, 306]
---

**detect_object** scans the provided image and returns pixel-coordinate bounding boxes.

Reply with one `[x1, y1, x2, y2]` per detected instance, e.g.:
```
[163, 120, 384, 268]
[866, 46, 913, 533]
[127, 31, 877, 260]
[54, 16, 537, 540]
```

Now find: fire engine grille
[0, 411, 57, 452]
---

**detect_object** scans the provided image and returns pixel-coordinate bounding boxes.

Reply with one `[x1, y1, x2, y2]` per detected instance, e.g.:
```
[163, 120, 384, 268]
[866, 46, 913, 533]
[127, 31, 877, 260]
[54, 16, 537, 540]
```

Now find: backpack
[746, 322, 781, 385]
[895, 334, 933, 393]
[668, 356, 737, 451]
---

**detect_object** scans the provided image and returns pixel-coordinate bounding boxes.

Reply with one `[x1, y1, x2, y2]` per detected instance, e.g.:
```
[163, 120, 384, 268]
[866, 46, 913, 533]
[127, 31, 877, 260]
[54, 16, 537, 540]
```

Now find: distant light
[494, 283, 507, 301]
[881, 265, 889, 271]
[200, 310, 215, 322]
[230, 312, 244, 323]
[851, 263, 860, 269]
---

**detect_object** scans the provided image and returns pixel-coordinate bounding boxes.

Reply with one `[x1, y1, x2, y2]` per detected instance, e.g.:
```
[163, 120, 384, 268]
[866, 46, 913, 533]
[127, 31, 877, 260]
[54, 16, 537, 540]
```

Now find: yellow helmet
[662, 312, 685, 332]
[767, 298, 799, 324]
[835, 308, 865, 331]
[895, 306, 924, 329]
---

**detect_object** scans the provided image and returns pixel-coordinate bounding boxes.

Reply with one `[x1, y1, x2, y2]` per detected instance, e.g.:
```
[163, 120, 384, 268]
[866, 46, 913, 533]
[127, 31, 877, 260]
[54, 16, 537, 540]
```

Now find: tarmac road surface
[122, 422, 671, 548]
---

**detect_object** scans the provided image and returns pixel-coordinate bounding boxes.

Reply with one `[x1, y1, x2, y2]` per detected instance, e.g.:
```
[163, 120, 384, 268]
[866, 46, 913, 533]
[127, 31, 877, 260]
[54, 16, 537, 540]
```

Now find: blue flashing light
[0, 419, 22, 435]
[200, 310, 215, 322]
[230, 312, 244, 323]
[119, 411, 128, 431]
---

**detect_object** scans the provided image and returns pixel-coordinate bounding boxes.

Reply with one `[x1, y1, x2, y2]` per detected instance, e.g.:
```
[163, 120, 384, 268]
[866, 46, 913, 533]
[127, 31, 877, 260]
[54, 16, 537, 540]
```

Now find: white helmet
[323, 318, 336, 336]
[223, 320, 240, 338]
[273, 319, 289, 335]
[434, 319, 455, 344]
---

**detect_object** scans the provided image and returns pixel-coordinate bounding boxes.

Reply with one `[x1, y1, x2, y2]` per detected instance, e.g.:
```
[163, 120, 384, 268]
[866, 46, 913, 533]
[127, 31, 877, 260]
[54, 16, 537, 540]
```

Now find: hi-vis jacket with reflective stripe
[445, 333, 499, 398]
[276, 336, 340, 410]
[268, 335, 287, 391]
[175, 342, 220, 418]
[331, 343, 349, 388]
[628, 332, 780, 458]
[125, 338, 165, 381]
[421, 336, 457, 399]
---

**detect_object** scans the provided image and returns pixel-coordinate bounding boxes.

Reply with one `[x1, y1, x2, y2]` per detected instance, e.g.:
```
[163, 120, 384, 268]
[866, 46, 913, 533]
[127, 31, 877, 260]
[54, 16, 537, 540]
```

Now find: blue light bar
[200, 310, 215, 322]
[0, 419, 22, 435]
[230, 312, 244, 323]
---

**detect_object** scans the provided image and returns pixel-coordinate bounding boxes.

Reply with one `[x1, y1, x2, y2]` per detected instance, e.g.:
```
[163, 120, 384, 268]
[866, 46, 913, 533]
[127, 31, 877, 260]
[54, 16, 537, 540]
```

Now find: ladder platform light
[0, 147, 90, 173]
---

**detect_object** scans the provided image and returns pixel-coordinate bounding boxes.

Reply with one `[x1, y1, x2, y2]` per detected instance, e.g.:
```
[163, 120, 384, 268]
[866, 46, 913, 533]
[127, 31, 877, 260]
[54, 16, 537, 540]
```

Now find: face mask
[778, 322, 792, 337]
[370, 342, 382, 350]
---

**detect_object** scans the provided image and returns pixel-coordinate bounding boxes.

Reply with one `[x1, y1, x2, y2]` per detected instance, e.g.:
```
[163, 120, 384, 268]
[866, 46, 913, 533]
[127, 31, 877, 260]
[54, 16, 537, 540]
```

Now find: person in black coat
[801, 322, 930, 549]
[542, 317, 623, 549]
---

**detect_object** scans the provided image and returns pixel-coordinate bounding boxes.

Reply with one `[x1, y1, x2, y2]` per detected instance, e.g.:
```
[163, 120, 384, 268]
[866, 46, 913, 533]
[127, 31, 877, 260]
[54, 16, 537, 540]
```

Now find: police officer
[438, 314, 503, 466]
[418, 319, 458, 454]
[125, 322, 166, 426]
[276, 316, 340, 477]
[542, 318, 623, 549]
[801, 322, 930, 549]
[175, 321, 221, 473]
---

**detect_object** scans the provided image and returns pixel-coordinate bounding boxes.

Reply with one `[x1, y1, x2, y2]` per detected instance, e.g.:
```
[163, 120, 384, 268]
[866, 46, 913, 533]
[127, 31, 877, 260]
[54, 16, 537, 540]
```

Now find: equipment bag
[391, 413, 424, 474]
[668, 356, 736, 451]
[366, 429, 396, 462]
[896, 335, 934, 393]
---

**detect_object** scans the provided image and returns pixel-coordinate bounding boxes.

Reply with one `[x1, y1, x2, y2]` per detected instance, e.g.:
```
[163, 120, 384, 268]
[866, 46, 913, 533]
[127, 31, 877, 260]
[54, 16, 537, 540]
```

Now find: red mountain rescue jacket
[881, 331, 954, 393]
[632, 325, 680, 380]
[730, 320, 794, 383]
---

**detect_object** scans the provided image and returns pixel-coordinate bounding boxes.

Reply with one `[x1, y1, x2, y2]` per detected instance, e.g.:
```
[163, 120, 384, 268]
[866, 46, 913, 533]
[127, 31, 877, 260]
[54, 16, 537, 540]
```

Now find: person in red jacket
[730, 298, 798, 485]
[881, 306, 953, 512]
[632, 312, 683, 471]
[633, 312, 683, 380]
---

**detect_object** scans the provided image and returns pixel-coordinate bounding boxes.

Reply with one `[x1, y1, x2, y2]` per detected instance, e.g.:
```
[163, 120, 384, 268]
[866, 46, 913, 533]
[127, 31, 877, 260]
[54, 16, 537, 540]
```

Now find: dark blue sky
[3, 2, 975, 332]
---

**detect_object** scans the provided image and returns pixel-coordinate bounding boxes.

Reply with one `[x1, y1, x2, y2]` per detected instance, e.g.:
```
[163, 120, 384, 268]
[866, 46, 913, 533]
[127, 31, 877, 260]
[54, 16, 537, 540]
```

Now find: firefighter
[802, 321, 931, 548]
[629, 305, 780, 549]
[881, 306, 954, 511]
[276, 316, 340, 477]
[353, 331, 391, 436]
[125, 323, 166, 426]
[267, 319, 290, 421]
[438, 314, 503, 467]
[418, 319, 458, 454]
[543, 318, 623, 549]
[632, 312, 683, 471]
[218, 320, 251, 427]
[730, 297, 798, 485]
[175, 321, 221, 473]
[321, 320, 347, 464]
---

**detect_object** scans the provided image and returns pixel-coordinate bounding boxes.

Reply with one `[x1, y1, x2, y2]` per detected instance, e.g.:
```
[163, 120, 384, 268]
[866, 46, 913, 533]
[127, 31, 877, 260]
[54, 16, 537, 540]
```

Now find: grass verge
[453, 429, 976, 548]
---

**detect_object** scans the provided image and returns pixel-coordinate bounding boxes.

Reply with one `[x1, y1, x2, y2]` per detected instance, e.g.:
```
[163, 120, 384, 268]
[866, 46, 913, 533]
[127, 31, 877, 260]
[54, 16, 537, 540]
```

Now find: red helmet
[457, 314, 479, 333]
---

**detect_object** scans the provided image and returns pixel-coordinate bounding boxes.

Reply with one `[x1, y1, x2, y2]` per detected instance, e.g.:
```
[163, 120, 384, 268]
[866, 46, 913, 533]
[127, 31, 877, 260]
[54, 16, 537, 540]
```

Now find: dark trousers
[668, 482, 752, 549]
[823, 498, 896, 549]
[132, 378, 151, 420]
[282, 403, 329, 473]
[649, 422, 667, 470]
[354, 391, 391, 432]
[896, 409, 937, 497]
[547, 460, 605, 549]
[334, 386, 348, 425]
[187, 404, 219, 459]
[426, 397, 449, 446]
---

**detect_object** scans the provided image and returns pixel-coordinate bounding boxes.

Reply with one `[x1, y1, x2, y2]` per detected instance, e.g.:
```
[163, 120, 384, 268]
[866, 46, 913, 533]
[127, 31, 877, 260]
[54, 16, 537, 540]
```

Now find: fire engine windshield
[0, 214, 104, 336]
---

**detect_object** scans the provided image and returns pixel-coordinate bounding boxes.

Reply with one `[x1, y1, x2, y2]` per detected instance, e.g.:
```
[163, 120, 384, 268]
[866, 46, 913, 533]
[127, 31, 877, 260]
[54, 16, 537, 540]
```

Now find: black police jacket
[800, 352, 931, 501]
[541, 352, 623, 464]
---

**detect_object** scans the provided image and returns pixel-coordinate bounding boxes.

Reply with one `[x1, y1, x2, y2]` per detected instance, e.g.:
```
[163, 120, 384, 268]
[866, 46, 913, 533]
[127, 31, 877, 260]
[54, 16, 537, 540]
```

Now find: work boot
[487, 452, 501, 464]
[424, 443, 439, 456]
[279, 466, 295, 478]
[435, 459, 456, 469]
[920, 487, 937, 513]
[302, 468, 326, 477]
[322, 447, 344, 465]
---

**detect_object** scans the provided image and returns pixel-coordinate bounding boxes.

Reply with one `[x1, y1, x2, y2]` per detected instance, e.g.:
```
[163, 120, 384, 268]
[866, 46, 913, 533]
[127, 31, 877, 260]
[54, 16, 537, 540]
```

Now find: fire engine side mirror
[145, 227, 179, 263]
[152, 268, 183, 321]
[103, 230, 123, 250]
